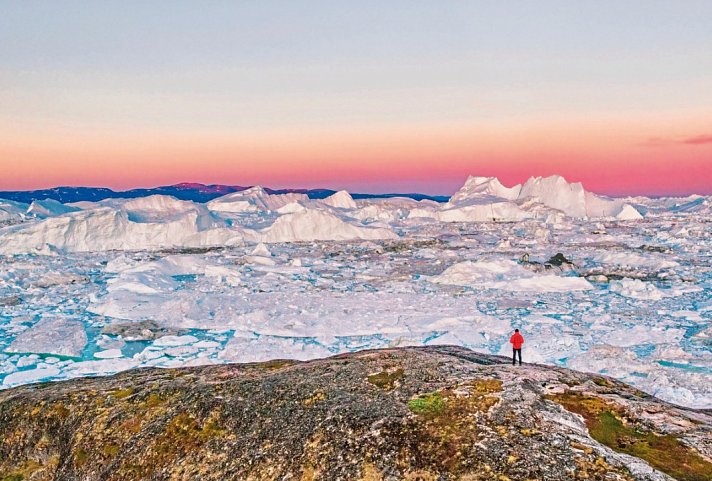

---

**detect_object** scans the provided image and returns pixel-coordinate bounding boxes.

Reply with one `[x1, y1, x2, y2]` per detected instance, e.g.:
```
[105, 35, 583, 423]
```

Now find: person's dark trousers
[512, 348, 522, 365]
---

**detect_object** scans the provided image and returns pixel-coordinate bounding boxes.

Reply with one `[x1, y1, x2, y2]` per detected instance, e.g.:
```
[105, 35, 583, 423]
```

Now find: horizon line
[0, 178, 708, 200]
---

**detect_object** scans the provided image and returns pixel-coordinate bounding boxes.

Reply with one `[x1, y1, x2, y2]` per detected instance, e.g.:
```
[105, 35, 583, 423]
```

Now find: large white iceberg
[417, 174, 643, 222]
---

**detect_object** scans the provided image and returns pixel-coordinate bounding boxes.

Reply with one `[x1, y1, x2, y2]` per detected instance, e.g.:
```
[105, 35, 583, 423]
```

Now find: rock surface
[0, 346, 710, 481]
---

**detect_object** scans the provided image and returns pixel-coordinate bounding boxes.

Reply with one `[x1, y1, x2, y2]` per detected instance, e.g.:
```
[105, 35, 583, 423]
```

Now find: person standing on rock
[510, 329, 524, 366]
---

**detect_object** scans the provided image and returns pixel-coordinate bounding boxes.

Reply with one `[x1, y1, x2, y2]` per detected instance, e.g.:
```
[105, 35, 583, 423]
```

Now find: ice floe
[7, 318, 87, 358]
[428, 259, 592, 292]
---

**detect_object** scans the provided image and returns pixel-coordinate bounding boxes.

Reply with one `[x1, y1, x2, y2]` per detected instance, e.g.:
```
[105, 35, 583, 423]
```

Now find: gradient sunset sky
[1, 1, 711, 195]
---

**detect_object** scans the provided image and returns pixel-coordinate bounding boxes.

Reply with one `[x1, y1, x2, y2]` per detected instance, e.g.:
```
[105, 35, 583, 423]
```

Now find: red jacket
[510, 332, 524, 349]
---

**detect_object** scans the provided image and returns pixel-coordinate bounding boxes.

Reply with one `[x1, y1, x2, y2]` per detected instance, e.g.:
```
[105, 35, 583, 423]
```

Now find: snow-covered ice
[428, 260, 593, 292]
[610, 278, 666, 300]
[0, 175, 710, 408]
[7, 318, 87, 358]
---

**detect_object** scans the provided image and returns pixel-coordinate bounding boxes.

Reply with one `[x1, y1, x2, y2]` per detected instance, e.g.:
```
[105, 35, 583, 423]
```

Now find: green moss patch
[408, 392, 445, 416]
[549, 392, 712, 481]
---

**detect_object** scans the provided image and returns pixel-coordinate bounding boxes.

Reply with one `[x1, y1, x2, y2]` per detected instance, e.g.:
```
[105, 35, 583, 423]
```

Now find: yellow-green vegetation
[572, 455, 632, 481]
[164, 412, 226, 444]
[408, 379, 502, 418]
[404, 380, 503, 473]
[408, 392, 445, 416]
[102, 443, 120, 458]
[73, 447, 89, 467]
[303, 390, 327, 407]
[59, 389, 181, 476]
[143, 393, 166, 408]
[471, 379, 502, 395]
[110, 387, 134, 399]
[1, 475, 24, 481]
[0, 457, 58, 481]
[367, 368, 404, 390]
[358, 462, 384, 481]
[256, 359, 296, 370]
[51, 403, 70, 419]
[115, 411, 227, 478]
[549, 392, 712, 481]
[165, 368, 188, 379]
[592, 377, 612, 387]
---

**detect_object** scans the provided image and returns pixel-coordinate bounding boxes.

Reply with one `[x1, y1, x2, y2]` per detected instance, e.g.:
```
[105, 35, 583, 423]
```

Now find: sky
[0, 1, 711, 196]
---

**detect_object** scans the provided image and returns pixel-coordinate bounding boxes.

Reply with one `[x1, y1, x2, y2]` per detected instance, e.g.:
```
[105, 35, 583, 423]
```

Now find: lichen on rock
[0, 346, 710, 480]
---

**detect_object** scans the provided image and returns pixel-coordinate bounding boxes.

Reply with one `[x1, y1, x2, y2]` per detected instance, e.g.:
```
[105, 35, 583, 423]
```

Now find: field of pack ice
[1, 176, 710, 408]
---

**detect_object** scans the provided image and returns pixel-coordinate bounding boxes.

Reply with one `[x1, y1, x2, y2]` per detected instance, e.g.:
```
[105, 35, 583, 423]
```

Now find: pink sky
[2, 117, 710, 196]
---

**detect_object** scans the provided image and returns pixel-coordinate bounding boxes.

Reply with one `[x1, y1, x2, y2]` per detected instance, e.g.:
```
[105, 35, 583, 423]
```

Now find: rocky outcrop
[1, 346, 710, 481]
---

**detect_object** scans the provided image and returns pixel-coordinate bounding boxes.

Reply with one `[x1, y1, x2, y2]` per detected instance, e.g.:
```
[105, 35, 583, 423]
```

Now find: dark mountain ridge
[0, 184, 449, 205]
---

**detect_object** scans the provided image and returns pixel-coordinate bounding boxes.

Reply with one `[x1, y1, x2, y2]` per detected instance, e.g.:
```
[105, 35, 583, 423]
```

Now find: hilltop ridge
[1, 346, 710, 480]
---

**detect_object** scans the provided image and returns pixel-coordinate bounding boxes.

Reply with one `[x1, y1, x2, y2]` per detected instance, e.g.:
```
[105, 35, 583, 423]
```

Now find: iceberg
[409, 174, 642, 222]
[320, 190, 358, 209]
[0, 199, 27, 223]
[26, 199, 81, 218]
[257, 209, 396, 243]
[207, 186, 308, 213]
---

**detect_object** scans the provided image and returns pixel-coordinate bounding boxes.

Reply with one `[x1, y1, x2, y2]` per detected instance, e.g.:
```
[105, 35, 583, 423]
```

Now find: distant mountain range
[0, 183, 449, 204]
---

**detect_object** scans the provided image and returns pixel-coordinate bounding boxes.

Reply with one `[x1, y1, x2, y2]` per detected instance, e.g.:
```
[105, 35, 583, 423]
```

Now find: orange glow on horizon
[2, 115, 711, 196]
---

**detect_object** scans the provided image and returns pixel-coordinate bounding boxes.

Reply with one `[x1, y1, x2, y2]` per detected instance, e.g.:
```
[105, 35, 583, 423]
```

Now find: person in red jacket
[510, 329, 524, 366]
